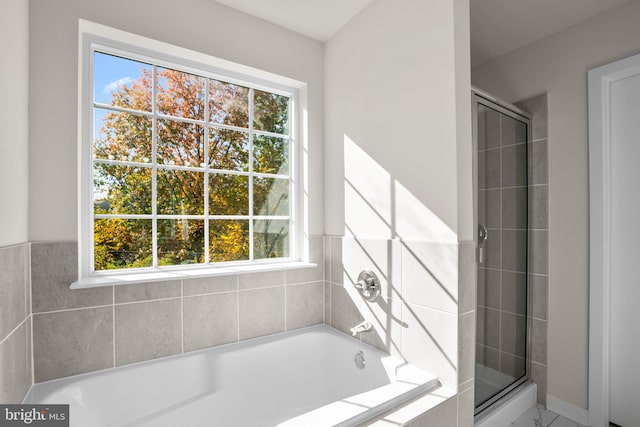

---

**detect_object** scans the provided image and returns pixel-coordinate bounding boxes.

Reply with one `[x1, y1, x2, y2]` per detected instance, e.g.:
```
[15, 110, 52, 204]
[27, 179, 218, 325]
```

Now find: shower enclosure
[473, 90, 531, 415]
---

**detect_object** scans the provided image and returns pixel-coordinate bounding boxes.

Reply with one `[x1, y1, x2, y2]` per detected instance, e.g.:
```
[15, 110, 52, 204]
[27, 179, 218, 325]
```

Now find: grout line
[236, 274, 240, 343]
[0, 316, 30, 347]
[112, 285, 116, 368]
[33, 303, 114, 316]
[180, 280, 184, 354]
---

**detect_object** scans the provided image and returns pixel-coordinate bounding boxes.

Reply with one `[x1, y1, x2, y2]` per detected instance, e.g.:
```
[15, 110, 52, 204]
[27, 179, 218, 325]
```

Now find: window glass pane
[157, 169, 204, 215]
[209, 220, 249, 262]
[253, 220, 289, 259]
[94, 52, 152, 111]
[94, 164, 151, 214]
[253, 135, 289, 174]
[209, 174, 249, 215]
[209, 80, 249, 128]
[209, 128, 249, 171]
[254, 178, 289, 216]
[94, 108, 151, 163]
[158, 219, 204, 266]
[94, 219, 152, 270]
[157, 67, 205, 120]
[157, 119, 204, 167]
[253, 90, 289, 134]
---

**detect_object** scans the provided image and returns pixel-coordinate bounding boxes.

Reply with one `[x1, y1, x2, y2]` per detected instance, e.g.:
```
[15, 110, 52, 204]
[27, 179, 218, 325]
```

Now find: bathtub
[26, 325, 439, 426]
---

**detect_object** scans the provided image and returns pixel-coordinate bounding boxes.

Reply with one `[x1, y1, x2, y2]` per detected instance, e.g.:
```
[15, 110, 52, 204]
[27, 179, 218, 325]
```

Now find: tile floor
[510, 405, 586, 427]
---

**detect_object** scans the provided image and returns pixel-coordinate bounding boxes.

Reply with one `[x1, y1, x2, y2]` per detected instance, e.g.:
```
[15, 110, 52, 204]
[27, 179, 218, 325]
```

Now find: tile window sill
[70, 262, 317, 289]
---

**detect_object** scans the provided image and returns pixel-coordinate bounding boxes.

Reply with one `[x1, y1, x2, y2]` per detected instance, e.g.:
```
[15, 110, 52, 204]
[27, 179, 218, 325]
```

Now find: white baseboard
[547, 395, 590, 426]
[475, 383, 537, 427]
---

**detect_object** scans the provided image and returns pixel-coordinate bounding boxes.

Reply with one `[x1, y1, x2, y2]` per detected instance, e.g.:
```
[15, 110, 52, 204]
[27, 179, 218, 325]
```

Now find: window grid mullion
[248, 88, 254, 261]
[151, 65, 158, 268]
[204, 78, 210, 264]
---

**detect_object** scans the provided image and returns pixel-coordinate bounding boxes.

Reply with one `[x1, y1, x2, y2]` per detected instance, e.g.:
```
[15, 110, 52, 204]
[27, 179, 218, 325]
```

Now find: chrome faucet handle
[355, 270, 380, 302]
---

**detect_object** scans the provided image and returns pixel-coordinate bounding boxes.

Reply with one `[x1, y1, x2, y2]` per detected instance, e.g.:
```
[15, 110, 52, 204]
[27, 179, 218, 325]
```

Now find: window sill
[70, 262, 318, 289]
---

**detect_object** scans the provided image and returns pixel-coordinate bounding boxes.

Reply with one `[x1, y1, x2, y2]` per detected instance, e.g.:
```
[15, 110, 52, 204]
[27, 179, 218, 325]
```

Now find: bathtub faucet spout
[350, 321, 372, 336]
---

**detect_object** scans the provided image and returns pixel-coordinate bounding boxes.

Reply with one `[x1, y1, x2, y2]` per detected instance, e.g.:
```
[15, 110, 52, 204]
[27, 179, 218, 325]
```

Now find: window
[82, 39, 299, 276]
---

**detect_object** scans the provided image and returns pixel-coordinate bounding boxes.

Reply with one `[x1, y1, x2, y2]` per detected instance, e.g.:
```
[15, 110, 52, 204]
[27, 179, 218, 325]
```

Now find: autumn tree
[94, 55, 289, 270]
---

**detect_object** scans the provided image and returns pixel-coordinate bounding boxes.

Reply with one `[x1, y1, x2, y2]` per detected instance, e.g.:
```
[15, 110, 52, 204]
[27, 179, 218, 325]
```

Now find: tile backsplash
[30, 237, 324, 383]
[0, 243, 32, 403]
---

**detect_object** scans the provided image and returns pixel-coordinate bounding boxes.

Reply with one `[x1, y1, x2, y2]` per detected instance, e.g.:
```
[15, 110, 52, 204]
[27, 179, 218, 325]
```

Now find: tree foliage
[94, 63, 289, 270]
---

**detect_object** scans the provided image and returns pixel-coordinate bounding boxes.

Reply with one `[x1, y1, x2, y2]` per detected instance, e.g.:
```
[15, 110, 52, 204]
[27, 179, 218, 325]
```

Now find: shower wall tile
[285, 236, 323, 284]
[502, 230, 527, 272]
[530, 274, 549, 320]
[478, 189, 501, 229]
[530, 230, 549, 275]
[500, 312, 527, 358]
[411, 395, 458, 427]
[0, 320, 31, 404]
[501, 271, 527, 315]
[476, 344, 500, 371]
[238, 270, 285, 290]
[183, 292, 238, 352]
[402, 303, 458, 387]
[239, 286, 285, 340]
[531, 362, 548, 406]
[285, 281, 324, 331]
[516, 94, 548, 140]
[502, 187, 527, 229]
[115, 299, 182, 366]
[0, 244, 28, 342]
[114, 280, 181, 304]
[531, 318, 548, 365]
[329, 284, 363, 335]
[458, 243, 476, 314]
[183, 274, 237, 296]
[478, 104, 501, 150]
[530, 185, 549, 229]
[477, 307, 500, 349]
[342, 237, 401, 300]
[529, 140, 548, 185]
[501, 116, 527, 146]
[361, 297, 403, 356]
[457, 387, 475, 427]
[483, 229, 501, 270]
[499, 352, 526, 378]
[479, 149, 501, 189]
[402, 240, 458, 314]
[458, 312, 475, 385]
[501, 144, 527, 187]
[33, 307, 113, 382]
[31, 242, 113, 313]
[477, 268, 500, 310]
[330, 237, 343, 285]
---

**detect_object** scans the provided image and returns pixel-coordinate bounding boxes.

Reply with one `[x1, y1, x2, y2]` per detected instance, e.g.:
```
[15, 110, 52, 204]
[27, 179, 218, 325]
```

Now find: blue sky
[93, 51, 150, 105]
[93, 52, 150, 141]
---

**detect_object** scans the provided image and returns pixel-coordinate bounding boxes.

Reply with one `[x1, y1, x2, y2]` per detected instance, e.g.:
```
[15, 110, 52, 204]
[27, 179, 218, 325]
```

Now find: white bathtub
[26, 325, 439, 426]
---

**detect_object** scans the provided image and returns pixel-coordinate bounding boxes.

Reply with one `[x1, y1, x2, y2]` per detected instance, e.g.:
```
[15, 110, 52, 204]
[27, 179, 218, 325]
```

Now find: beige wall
[472, 1, 640, 410]
[1, 0, 29, 246]
[28, 0, 324, 241]
[324, 0, 472, 243]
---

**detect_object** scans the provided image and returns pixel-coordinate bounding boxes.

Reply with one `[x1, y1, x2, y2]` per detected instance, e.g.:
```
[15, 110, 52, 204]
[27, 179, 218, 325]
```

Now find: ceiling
[212, 0, 373, 42]
[471, 0, 631, 66]
[212, 0, 631, 65]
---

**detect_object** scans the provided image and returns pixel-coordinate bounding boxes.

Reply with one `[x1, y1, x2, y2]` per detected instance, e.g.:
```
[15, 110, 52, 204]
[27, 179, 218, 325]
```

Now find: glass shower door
[474, 95, 530, 414]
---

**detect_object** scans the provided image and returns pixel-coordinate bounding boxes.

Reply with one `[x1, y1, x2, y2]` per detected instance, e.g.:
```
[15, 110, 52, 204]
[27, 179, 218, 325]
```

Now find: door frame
[588, 52, 640, 427]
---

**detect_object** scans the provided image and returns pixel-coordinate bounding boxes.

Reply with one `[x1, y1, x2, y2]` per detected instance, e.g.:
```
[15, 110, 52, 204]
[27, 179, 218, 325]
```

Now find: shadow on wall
[325, 135, 463, 389]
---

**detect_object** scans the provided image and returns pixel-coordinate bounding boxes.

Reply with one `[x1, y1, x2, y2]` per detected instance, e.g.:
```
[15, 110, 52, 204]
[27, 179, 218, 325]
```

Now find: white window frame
[77, 20, 307, 284]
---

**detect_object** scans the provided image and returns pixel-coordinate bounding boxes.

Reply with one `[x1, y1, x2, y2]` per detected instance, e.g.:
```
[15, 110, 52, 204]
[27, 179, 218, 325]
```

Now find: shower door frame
[471, 89, 533, 417]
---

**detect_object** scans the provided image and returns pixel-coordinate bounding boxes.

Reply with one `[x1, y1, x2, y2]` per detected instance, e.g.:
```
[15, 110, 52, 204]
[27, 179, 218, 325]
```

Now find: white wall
[472, 1, 640, 410]
[28, 0, 324, 241]
[324, 0, 472, 243]
[0, 0, 29, 246]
